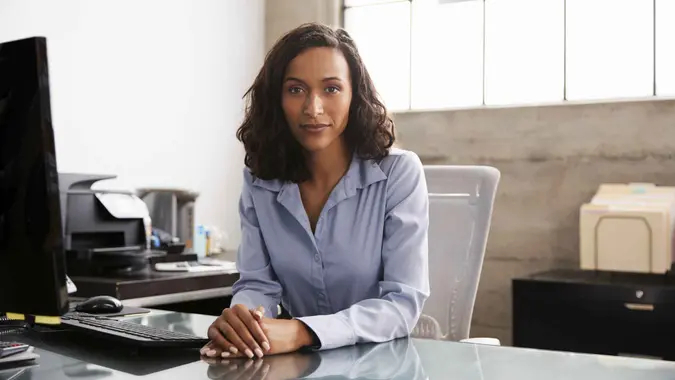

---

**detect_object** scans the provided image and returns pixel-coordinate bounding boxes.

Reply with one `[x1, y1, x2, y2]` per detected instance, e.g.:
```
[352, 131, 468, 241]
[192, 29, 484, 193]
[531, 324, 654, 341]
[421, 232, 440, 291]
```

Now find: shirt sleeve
[297, 152, 430, 350]
[230, 170, 283, 318]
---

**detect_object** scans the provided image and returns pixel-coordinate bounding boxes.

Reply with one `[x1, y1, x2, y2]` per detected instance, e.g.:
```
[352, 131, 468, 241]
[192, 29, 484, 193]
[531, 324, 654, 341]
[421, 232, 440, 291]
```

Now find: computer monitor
[0, 36, 69, 318]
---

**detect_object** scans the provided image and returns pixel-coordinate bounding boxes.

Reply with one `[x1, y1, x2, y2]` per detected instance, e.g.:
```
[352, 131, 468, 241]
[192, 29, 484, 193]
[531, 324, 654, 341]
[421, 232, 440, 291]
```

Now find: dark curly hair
[236, 23, 395, 183]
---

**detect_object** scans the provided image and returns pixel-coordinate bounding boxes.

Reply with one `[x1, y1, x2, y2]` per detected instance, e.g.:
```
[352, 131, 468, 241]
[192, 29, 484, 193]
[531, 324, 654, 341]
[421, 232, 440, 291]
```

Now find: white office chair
[412, 165, 501, 345]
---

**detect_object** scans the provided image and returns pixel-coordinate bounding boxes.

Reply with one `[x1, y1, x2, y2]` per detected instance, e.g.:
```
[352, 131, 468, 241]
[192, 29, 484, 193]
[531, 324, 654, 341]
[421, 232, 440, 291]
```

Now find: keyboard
[60, 314, 209, 348]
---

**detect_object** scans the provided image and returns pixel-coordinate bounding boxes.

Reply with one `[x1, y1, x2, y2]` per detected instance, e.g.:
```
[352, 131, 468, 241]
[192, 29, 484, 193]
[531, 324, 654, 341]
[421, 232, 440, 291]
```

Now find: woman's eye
[288, 86, 303, 94]
[325, 86, 340, 94]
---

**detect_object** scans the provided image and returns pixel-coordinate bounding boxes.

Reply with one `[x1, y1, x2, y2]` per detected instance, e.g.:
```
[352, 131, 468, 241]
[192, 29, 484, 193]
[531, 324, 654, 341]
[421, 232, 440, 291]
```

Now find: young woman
[202, 23, 429, 359]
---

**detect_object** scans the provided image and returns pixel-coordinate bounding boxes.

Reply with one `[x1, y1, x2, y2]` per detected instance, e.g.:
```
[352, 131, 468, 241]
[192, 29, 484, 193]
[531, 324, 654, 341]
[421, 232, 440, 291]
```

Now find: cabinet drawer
[513, 280, 675, 360]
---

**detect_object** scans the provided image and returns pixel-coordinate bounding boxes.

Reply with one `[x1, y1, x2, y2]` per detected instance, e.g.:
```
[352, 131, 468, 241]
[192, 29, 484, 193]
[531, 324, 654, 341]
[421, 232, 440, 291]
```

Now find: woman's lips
[301, 123, 330, 132]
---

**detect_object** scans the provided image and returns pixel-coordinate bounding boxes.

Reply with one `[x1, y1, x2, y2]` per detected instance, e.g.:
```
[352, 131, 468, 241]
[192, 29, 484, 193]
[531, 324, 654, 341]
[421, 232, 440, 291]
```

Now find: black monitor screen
[0, 36, 68, 317]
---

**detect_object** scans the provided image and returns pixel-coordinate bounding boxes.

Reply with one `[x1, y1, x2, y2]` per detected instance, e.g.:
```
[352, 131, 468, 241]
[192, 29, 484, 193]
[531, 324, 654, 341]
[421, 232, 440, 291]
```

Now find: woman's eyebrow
[283, 76, 343, 84]
[322, 76, 342, 82]
[284, 76, 306, 84]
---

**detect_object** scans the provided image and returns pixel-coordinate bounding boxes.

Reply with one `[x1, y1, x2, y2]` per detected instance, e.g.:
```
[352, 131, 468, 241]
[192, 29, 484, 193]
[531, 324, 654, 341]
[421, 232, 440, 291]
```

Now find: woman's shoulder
[377, 148, 424, 180]
[241, 167, 284, 192]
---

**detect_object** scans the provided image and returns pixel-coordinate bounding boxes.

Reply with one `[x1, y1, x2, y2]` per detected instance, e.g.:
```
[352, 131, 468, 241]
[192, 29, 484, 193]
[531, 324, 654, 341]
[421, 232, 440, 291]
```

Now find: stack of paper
[579, 183, 675, 274]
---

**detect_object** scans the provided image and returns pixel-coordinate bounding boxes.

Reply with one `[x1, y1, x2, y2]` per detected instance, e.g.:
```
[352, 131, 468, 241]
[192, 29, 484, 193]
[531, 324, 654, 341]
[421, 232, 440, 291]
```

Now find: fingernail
[207, 350, 217, 357]
[200, 348, 207, 355]
[262, 342, 270, 351]
[255, 311, 263, 318]
[221, 351, 230, 358]
[229, 347, 238, 354]
[245, 349, 254, 358]
[255, 348, 264, 358]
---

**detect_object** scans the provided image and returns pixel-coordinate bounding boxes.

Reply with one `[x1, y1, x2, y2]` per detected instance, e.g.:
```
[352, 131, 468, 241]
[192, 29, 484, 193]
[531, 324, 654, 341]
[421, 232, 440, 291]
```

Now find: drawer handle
[624, 303, 654, 311]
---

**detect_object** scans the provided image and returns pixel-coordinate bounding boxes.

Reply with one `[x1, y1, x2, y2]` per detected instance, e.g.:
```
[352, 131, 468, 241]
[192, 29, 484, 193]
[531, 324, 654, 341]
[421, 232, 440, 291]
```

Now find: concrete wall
[394, 98, 675, 344]
[266, 1, 675, 345]
[265, 0, 341, 51]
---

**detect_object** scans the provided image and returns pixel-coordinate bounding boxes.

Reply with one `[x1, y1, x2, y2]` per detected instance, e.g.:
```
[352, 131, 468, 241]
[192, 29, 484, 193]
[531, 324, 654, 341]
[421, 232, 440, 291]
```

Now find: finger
[216, 320, 246, 357]
[208, 323, 239, 357]
[236, 306, 270, 358]
[201, 338, 223, 358]
[230, 308, 265, 358]
[200, 341, 213, 356]
[223, 317, 257, 359]
[240, 308, 269, 352]
[249, 307, 269, 350]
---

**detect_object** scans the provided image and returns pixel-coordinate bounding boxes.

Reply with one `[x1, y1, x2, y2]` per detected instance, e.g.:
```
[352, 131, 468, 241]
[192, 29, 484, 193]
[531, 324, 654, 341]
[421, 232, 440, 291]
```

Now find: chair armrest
[411, 314, 443, 340]
[459, 337, 501, 346]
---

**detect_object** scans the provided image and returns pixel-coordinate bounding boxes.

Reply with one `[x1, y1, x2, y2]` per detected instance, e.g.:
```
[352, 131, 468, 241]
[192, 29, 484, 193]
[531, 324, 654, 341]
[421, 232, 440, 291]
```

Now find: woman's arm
[206, 170, 284, 358]
[230, 170, 284, 317]
[297, 152, 430, 350]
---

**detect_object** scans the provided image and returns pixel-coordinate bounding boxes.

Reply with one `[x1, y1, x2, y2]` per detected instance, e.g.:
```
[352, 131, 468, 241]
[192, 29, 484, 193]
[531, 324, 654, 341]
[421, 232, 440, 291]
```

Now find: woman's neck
[305, 139, 351, 189]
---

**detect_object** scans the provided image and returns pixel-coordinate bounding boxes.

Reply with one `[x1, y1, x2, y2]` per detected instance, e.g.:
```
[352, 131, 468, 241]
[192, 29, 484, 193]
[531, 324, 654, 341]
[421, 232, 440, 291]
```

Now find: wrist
[294, 319, 314, 348]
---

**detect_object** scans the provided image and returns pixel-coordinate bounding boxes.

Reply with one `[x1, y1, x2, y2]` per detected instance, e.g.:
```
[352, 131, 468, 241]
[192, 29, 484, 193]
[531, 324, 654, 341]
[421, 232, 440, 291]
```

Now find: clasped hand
[202, 304, 313, 359]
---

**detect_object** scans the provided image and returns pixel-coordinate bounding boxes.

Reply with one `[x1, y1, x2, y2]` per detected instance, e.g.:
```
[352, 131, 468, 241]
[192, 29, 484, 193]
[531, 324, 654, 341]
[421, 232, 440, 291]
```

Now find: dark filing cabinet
[512, 269, 675, 361]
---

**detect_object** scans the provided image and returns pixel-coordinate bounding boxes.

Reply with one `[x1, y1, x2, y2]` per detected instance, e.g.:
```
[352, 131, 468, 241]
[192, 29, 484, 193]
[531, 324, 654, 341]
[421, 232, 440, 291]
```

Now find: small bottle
[194, 224, 207, 258]
[205, 229, 211, 257]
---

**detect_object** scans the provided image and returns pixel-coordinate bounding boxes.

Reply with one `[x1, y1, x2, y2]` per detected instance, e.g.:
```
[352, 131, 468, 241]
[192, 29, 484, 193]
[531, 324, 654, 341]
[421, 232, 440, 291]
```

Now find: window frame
[342, 0, 662, 111]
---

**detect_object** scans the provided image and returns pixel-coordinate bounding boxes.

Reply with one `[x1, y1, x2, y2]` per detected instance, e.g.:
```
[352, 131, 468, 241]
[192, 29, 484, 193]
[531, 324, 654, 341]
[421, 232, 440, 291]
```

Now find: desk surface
[4, 311, 675, 379]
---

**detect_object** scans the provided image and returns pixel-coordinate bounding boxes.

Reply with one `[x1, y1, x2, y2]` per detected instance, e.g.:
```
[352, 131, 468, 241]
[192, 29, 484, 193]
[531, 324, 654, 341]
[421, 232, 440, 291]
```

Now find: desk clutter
[58, 172, 233, 278]
[0, 344, 39, 372]
[580, 182, 675, 274]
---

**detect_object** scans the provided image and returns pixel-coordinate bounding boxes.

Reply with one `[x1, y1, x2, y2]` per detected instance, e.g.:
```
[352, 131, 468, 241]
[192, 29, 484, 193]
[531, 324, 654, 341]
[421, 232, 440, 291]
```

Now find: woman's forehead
[284, 47, 350, 82]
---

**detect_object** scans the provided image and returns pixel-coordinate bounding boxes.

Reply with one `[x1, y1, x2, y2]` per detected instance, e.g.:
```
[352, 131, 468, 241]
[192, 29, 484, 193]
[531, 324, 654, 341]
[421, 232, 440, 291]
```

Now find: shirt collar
[250, 154, 387, 193]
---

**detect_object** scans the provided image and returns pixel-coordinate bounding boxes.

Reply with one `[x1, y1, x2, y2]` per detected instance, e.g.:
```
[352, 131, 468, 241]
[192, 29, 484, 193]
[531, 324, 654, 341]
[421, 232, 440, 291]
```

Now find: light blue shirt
[230, 148, 430, 350]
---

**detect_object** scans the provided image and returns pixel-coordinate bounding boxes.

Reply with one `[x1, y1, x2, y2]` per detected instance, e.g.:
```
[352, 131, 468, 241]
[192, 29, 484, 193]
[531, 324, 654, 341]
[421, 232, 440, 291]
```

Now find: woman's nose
[303, 94, 324, 117]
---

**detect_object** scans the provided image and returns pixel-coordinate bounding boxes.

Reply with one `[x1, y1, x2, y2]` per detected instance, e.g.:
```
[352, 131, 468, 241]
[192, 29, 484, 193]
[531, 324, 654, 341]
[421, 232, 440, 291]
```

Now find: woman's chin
[298, 138, 334, 153]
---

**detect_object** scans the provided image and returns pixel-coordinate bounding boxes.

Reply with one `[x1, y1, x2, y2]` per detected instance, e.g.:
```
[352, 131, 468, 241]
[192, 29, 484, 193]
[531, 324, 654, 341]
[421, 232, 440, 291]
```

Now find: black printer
[58, 173, 161, 275]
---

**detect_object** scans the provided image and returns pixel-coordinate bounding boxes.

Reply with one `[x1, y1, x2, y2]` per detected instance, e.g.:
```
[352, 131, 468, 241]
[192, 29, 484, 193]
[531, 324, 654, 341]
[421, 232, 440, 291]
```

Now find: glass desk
[2, 311, 675, 379]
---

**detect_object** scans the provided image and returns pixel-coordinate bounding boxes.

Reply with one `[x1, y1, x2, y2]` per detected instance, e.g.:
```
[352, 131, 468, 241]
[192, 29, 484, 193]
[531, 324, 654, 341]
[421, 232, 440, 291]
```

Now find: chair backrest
[422, 165, 500, 341]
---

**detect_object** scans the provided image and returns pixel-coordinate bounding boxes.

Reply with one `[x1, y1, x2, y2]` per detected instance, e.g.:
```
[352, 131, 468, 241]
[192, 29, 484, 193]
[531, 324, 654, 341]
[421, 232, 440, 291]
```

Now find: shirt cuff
[296, 313, 356, 351]
[230, 291, 279, 318]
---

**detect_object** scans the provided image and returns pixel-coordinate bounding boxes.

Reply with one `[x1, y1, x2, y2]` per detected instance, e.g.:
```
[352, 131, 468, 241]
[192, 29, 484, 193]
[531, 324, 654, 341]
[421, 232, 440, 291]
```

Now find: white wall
[0, 0, 265, 250]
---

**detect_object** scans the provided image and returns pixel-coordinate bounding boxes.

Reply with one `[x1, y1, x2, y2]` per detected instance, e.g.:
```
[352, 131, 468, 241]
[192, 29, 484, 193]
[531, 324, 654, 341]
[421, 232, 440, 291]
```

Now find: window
[656, 0, 675, 96]
[343, 0, 668, 111]
[566, 0, 653, 101]
[411, 0, 483, 109]
[343, 1, 411, 110]
[484, 0, 564, 105]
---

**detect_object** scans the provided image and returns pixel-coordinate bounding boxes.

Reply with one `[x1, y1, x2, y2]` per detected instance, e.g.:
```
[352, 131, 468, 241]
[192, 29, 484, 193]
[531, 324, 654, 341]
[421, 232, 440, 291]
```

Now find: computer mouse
[75, 295, 124, 314]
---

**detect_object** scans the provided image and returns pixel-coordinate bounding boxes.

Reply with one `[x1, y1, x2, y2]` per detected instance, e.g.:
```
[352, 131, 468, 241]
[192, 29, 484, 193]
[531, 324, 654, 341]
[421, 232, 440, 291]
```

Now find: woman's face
[281, 47, 352, 153]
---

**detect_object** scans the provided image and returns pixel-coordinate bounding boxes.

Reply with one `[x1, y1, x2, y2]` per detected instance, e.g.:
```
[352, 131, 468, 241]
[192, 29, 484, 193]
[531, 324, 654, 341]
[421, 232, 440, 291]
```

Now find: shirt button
[314, 254, 320, 262]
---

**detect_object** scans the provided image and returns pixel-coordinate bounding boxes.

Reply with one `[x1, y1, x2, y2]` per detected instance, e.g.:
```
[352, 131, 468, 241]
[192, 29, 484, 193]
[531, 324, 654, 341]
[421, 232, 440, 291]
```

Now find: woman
[202, 23, 429, 359]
